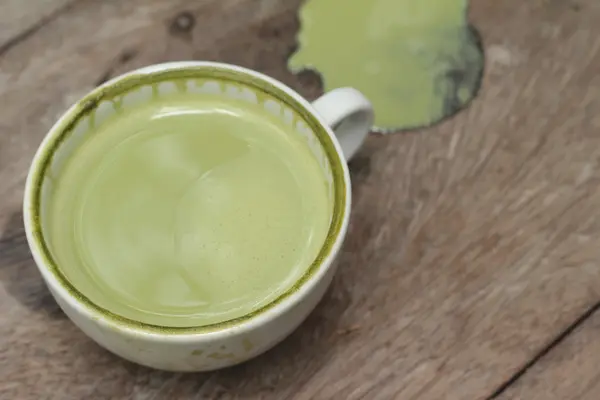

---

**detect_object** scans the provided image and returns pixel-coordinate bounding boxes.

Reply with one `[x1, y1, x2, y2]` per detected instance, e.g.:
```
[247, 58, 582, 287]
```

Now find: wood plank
[1, 0, 600, 399]
[497, 304, 600, 400]
[0, 0, 77, 52]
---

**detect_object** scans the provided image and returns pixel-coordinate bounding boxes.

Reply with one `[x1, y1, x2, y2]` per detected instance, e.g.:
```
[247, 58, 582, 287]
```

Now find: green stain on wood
[289, 0, 484, 131]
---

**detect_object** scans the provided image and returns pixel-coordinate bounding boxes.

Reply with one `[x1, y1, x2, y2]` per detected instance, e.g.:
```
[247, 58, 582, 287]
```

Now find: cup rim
[23, 61, 351, 339]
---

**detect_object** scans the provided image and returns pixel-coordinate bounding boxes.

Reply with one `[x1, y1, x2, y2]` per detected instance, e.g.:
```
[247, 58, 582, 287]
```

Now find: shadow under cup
[25, 64, 349, 334]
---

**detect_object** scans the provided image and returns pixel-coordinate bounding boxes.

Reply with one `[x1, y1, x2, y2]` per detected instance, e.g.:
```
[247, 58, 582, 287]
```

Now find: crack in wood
[94, 48, 138, 86]
[0, 0, 84, 57]
[487, 300, 600, 399]
[93, 68, 114, 87]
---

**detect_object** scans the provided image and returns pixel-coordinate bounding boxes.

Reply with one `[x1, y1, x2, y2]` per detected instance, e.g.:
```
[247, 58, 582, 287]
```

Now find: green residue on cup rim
[288, 0, 484, 131]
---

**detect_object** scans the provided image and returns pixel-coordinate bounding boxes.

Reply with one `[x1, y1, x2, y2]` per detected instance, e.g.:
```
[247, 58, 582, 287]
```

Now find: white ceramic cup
[23, 62, 374, 371]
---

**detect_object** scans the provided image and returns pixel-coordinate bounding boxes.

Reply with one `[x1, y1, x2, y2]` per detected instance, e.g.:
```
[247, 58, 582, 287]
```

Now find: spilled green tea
[45, 92, 331, 327]
[289, 0, 483, 130]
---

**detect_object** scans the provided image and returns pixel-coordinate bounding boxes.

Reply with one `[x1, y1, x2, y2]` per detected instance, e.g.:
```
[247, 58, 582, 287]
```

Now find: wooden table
[1, 0, 600, 398]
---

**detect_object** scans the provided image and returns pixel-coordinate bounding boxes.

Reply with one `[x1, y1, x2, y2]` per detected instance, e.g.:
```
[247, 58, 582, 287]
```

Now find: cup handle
[311, 88, 374, 161]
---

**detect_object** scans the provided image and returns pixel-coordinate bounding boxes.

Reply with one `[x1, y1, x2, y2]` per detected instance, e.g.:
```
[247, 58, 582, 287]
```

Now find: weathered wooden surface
[497, 305, 600, 400]
[1, 0, 600, 399]
[0, 0, 74, 52]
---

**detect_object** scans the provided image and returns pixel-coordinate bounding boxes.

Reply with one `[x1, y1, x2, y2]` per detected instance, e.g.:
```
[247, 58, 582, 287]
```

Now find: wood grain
[497, 305, 600, 400]
[1, 0, 600, 399]
[0, 0, 79, 55]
